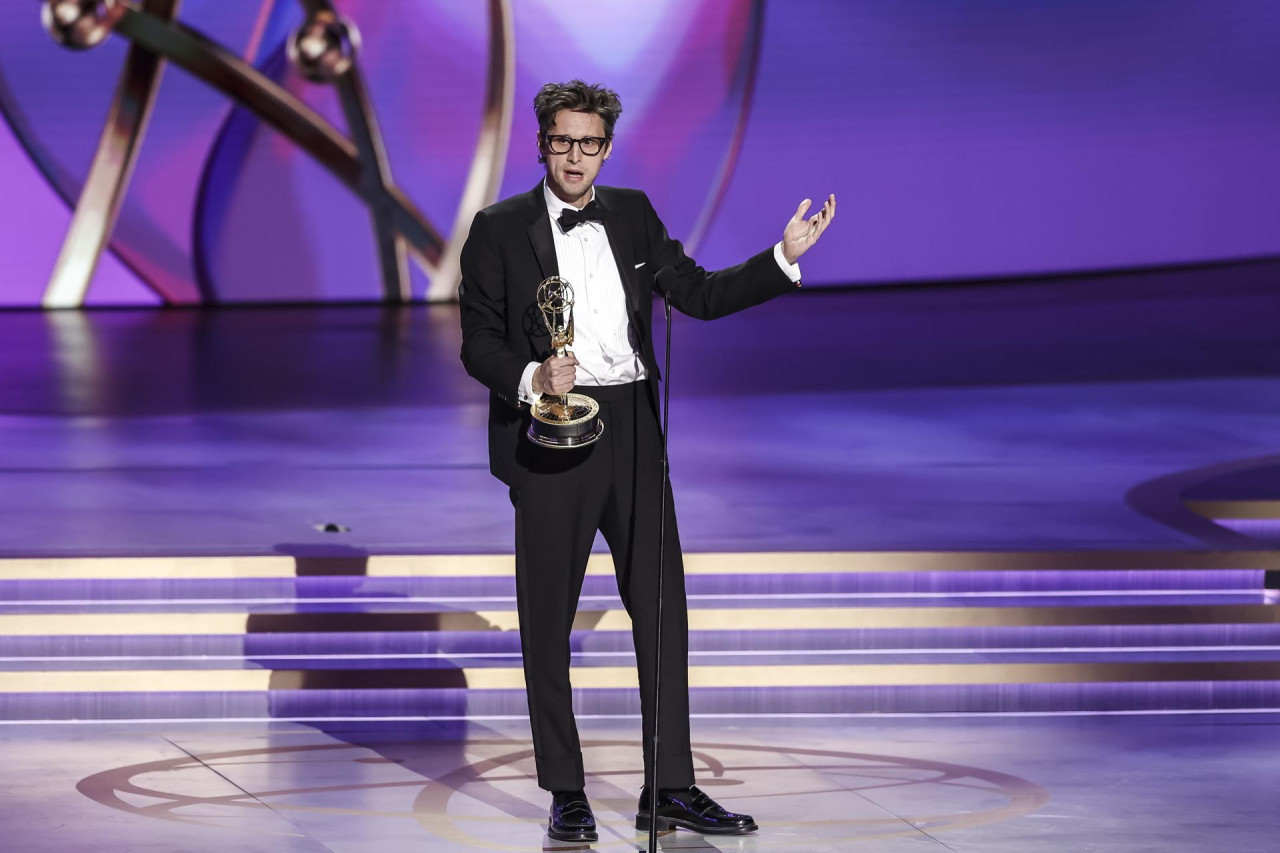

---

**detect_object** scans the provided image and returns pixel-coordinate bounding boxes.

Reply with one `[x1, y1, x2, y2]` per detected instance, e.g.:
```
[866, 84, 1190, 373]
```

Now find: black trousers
[510, 380, 695, 792]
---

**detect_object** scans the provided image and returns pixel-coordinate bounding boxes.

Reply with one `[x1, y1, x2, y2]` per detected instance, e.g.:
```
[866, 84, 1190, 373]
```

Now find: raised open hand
[781, 194, 836, 265]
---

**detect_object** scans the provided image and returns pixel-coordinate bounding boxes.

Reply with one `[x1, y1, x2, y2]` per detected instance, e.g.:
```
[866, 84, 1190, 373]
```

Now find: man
[459, 80, 835, 842]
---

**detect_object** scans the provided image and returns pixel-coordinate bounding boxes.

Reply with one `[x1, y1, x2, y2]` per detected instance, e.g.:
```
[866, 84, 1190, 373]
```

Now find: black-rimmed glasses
[543, 134, 608, 156]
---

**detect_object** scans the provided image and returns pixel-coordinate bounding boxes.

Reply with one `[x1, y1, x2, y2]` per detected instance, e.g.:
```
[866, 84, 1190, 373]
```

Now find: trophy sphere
[42, 0, 125, 50]
[287, 11, 362, 83]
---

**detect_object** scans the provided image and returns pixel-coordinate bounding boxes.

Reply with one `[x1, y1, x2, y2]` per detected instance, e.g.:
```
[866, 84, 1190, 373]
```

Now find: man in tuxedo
[459, 80, 835, 842]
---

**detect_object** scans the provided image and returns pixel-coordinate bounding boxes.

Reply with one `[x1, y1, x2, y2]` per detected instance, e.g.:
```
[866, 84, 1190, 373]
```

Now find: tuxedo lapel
[525, 184, 558, 281]
[596, 188, 642, 317]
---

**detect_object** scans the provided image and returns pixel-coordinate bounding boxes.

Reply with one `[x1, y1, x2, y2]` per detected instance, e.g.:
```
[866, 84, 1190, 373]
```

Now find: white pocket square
[634, 261, 646, 269]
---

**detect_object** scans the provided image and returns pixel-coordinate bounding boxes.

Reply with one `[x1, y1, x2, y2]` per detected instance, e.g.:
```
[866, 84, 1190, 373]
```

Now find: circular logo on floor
[77, 737, 1051, 848]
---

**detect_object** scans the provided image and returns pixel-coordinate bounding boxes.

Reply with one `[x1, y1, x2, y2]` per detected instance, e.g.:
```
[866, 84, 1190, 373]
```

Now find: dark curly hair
[533, 80, 623, 143]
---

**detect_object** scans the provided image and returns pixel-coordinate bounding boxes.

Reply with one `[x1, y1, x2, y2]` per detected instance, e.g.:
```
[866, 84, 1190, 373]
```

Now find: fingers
[782, 194, 836, 262]
[808, 194, 837, 238]
[546, 377, 575, 395]
[538, 354, 578, 395]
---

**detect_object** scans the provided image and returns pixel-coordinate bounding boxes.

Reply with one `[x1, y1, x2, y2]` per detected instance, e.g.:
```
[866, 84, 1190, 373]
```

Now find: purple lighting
[2, 1, 1279, 304]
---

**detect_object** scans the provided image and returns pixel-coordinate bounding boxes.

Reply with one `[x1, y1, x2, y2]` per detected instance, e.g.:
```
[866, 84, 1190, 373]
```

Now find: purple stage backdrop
[1, 0, 1278, 306]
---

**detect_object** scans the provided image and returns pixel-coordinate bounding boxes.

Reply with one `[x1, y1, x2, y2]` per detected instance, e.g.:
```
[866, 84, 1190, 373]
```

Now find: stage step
[3, 683, 1280, 723]
[5, 624, 1280, 668]
[0, 551, 1276, 721]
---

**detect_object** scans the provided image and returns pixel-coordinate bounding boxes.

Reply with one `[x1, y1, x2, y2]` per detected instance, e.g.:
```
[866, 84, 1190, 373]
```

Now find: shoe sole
[547, 825, 598, 843]
[635, 813, 759, 835]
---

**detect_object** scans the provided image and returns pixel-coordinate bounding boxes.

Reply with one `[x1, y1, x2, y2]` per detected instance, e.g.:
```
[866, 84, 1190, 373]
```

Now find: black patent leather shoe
[548, 790, 597, 843]
[635, 785, 758, 835]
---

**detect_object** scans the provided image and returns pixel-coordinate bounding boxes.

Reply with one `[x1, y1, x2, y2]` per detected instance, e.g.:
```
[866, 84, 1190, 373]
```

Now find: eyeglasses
[543, 134, 608, 156]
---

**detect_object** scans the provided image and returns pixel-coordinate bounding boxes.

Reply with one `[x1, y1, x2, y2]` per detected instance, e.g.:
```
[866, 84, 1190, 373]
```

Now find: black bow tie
[558, 201, 606, 232]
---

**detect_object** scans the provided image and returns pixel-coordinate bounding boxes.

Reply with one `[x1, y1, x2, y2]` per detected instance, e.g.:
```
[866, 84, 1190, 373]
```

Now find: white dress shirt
[519, 181, 801, 403]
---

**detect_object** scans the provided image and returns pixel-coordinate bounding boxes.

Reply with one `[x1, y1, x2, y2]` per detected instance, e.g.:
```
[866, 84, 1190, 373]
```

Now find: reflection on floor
[4, 715, 1277, 852]
[1, 259, 1279, 556]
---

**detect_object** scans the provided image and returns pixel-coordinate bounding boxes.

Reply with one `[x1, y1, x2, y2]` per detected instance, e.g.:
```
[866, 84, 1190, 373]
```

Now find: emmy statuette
[526, 277, 605, 449]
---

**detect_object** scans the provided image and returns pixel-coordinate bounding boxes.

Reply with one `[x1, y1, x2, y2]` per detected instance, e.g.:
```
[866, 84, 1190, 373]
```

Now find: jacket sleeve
[638, 192, 797, 321]
[458, 210, 529, 409]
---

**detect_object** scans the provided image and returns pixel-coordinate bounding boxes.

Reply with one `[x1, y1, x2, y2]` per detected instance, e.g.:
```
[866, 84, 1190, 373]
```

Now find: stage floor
[3, 714, 1277, 852]
[1, 258, 1279, 557]
[3, 262, 1280, 849]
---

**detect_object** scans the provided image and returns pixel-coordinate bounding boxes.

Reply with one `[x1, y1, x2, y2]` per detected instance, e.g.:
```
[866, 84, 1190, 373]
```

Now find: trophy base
[527, 392, 605, 449]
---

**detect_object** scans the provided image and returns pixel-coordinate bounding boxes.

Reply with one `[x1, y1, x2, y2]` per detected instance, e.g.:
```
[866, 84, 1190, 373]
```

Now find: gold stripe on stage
[4, 660, 1280, 693]
[0, 549, 1275, 580]
[0, 556, 298, 581]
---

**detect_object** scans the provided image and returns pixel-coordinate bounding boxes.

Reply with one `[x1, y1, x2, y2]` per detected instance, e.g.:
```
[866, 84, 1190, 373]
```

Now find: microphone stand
[647, 270, 674, 853]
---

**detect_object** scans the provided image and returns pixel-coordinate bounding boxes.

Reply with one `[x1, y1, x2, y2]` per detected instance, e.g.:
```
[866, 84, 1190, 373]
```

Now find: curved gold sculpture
[39, 0, 515, 307]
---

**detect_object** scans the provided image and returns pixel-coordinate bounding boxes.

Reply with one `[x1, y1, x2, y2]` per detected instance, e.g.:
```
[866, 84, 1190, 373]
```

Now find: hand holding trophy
[526, 277, 605, 448]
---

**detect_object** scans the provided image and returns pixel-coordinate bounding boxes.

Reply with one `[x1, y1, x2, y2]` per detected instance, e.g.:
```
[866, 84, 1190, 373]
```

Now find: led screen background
[0, 0, 1277, 306]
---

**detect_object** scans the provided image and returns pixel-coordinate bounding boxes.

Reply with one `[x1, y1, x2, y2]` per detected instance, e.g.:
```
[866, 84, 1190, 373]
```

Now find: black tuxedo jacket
[459, 182, 797, 488]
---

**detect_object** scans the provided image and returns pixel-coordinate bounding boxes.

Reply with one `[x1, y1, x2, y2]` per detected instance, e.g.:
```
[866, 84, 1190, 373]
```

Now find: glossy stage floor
[7, 714, 1280, 852]
[4, 261, 1280, 557]
[2, 258, 1280, 850]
